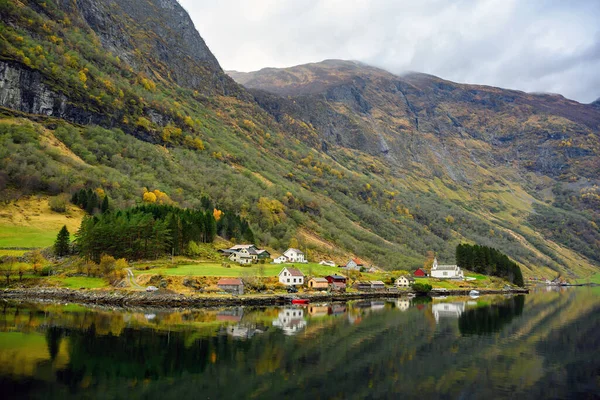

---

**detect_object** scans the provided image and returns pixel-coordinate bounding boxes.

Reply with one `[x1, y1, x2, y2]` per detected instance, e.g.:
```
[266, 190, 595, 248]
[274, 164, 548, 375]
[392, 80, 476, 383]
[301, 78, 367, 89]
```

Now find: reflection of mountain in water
[432, 302, 466, 324]
[272, 308, 307, 336]
[458, 295, 525, 336]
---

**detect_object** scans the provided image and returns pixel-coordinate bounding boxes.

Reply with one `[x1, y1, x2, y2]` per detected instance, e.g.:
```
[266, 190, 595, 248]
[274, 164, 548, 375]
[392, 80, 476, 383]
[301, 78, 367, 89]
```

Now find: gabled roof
[285, 248, 304, 255]
[256, 249, 270, 254]
[352, 258, 364, 265]
[230, 251, 253, 259]
[434, 264, 458, 271]
[310, 277, 328, 283]
[280, 267, 304, 277]
[327, 275, 346, 280]
[370, 281, 385, 285]
[218, 278, 243, 286]
[230, 244, 257, 250]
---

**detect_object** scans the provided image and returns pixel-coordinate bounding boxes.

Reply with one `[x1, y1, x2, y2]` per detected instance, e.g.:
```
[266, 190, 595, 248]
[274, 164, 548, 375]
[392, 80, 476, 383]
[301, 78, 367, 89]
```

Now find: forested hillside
[0, 0, 598, 278]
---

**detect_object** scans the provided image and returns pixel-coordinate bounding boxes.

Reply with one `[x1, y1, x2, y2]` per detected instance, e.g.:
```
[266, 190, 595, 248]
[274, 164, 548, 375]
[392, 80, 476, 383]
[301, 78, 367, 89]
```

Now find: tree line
[75, 204, 254, 262]
[455, 244, 524, 287]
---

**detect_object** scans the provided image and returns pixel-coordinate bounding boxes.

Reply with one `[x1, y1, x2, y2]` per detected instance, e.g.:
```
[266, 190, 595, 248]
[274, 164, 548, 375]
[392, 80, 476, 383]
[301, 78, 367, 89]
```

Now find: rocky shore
[0, 287, 529, 308]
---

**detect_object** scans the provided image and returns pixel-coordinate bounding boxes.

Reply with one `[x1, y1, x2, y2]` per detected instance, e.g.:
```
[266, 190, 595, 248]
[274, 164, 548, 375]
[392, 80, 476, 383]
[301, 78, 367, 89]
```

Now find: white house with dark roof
[278, 267, 305, 286]
[430, 258, 464, 279]
[229, 248, 254, 265]
[283, 248, 306, 263]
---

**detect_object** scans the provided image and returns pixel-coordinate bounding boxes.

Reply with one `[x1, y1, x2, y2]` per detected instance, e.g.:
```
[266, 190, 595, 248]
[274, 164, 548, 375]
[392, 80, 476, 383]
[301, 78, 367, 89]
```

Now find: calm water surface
[0, 287, 599, 399]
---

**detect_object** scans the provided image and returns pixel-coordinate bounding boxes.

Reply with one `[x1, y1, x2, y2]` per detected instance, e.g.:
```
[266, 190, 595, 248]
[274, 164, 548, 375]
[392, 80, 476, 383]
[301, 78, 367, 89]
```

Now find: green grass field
[48, 276, 108, 289]
[136, 262, 348, 278]
[575, 273, 600, 285]
[0, 225, 60, 248]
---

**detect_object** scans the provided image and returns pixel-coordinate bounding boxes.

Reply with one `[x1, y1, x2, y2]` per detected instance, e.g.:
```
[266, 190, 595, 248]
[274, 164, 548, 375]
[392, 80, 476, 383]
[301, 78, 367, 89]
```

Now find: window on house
[287, 278, 290, 283]
[444, 272, 448, 276]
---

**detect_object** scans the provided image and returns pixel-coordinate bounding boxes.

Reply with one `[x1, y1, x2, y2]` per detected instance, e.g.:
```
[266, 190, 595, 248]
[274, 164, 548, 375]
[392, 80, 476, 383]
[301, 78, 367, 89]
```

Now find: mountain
[0, 1, 598, 278]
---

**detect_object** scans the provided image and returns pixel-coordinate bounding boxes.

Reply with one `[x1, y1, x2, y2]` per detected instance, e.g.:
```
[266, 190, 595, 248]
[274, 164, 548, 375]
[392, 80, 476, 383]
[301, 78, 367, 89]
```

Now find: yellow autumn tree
[213, 208, 224, 221]
[257, 197, 286, 228]
[143, 191, 157, 203]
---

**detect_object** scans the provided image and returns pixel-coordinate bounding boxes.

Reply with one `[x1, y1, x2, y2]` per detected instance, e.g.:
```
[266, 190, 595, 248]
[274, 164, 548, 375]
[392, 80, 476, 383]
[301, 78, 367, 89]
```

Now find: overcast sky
[179, 0, 600, 103]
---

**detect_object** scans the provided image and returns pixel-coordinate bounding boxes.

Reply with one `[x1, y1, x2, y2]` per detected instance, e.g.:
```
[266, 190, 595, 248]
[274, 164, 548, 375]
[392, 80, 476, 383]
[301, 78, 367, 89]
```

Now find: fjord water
[0, 289, 598, 399]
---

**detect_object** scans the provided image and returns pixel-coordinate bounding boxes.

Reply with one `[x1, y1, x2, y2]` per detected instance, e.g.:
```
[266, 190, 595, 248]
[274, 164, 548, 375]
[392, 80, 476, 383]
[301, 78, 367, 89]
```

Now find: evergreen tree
[54, 225, 70, 257]
[86, 192, 98, 214]
[101, 196, 109, 213]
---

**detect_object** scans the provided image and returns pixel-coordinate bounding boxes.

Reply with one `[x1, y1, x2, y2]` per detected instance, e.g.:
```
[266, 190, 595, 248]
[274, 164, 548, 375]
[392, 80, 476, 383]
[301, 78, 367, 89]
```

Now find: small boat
[469, 290, 480, 298]
[292, 299, 310, 305]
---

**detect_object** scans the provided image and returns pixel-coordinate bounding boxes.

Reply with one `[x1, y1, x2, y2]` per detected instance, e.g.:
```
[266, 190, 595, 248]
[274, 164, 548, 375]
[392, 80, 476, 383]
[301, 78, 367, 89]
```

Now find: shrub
[49, 194, 69, 212]
[40, 265, 52, 276]
[411, 282, 432, 293]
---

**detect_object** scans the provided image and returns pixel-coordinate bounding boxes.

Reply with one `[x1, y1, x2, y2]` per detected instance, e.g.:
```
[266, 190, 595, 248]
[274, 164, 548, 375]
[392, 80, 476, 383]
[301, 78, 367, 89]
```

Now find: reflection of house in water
[396, 299, 410, 312]
[432, 302, 466, 324]
[272, 308, 307, 336]
[308, 305, 329, 317]
[216, 307, 244, 323]
[371, 301, 386, 311]
[225, 323, 266, 340]
[329, 304, 346, 316]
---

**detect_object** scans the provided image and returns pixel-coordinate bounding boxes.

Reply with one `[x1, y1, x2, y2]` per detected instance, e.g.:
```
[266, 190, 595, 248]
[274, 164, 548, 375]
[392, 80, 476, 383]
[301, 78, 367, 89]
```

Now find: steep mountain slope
[0, 1, 598, 278]
[229, 60, 600, 276]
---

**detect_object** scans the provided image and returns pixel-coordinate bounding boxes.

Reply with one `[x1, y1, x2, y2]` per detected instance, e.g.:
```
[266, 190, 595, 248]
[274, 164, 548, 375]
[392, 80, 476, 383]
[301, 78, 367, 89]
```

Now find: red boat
[291, 299, 310, 305]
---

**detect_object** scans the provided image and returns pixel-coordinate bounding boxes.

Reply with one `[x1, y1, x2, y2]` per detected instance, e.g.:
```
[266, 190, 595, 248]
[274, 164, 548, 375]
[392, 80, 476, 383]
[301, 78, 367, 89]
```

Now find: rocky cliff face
[0, 60, 110, 126]
[58, 0, 243, 97]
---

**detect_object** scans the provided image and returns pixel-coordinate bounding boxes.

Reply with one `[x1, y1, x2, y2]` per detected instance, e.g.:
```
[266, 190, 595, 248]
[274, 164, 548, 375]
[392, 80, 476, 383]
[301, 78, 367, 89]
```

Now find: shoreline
[0, 287, 529, 308]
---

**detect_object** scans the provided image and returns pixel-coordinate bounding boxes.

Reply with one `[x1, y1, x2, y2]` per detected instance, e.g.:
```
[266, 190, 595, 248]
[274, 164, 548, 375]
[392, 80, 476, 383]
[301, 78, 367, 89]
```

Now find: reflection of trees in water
[458, 295, 525, 335]
[45, 327, 63, 361]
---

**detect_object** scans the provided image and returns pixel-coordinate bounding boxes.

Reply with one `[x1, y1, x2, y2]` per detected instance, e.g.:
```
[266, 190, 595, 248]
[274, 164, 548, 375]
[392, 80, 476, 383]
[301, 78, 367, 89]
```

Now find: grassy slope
[0, 197, 84, 248]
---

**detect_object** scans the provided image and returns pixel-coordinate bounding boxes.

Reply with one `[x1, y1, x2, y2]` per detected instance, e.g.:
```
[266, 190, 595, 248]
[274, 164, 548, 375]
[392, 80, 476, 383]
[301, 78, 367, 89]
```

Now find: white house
[395, 275, 415, 288]
[432, 302, 466, 324]
[272, 308, 307, 336]
[273, 255, 288, 264]
[283, 248, 306, 263]
[345, 258, 364, 270]
[278, 267, 305, 286]
[229, 248, 254, 265]
[430, 258, 464, 279]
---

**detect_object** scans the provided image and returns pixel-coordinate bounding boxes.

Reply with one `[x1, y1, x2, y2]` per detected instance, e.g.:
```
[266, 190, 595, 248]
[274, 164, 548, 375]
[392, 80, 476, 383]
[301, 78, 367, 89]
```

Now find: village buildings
[278, 267, 305, 286]
[308, 277, 329, 290]
[345, 258, 364, 270]
[217, 278, 244, 295]
[430, 258, 464, 279]
[395, 275, 415, 288]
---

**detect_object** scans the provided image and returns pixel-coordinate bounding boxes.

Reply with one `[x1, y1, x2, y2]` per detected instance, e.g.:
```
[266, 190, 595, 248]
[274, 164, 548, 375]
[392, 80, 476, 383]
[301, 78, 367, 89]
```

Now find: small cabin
[370, 281, 386, 291]
[325, 275, 347, 284]
[308, 277, 329, 290]
[414, 268, 428, 277]
[353, 281, 371, 291]
[217, 278, 244, 295]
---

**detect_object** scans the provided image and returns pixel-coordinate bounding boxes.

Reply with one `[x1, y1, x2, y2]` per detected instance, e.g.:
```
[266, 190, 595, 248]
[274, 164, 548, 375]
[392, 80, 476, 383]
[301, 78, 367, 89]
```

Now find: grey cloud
[180, 0, 600, 103]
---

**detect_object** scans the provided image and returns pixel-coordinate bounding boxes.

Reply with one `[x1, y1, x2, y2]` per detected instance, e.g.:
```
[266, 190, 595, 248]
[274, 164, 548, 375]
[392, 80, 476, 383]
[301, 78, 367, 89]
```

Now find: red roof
[414, 268, 427, 277]
[218, 278, 243, 286]
[352, 258, 364, 265]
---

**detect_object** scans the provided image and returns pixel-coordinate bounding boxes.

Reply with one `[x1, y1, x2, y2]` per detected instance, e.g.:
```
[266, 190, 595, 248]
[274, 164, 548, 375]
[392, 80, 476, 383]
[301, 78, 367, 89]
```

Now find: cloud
[179, 0, 600, 103]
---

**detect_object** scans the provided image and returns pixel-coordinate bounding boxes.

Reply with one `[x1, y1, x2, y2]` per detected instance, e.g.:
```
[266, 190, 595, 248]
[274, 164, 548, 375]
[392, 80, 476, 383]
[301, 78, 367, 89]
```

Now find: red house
[325, 275, 347, 284]
[414, 268, 428, 277]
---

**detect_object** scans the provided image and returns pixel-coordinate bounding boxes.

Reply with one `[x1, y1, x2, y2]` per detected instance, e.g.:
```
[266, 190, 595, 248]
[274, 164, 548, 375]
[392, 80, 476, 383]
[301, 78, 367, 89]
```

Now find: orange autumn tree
[213, 208, 224, 221]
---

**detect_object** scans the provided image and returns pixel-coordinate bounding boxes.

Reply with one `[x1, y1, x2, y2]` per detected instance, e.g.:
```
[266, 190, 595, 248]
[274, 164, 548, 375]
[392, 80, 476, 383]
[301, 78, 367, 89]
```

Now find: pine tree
[54, 225, 70, 257]
[86, 192, 98, 214]
[101, 196, 109, 213]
